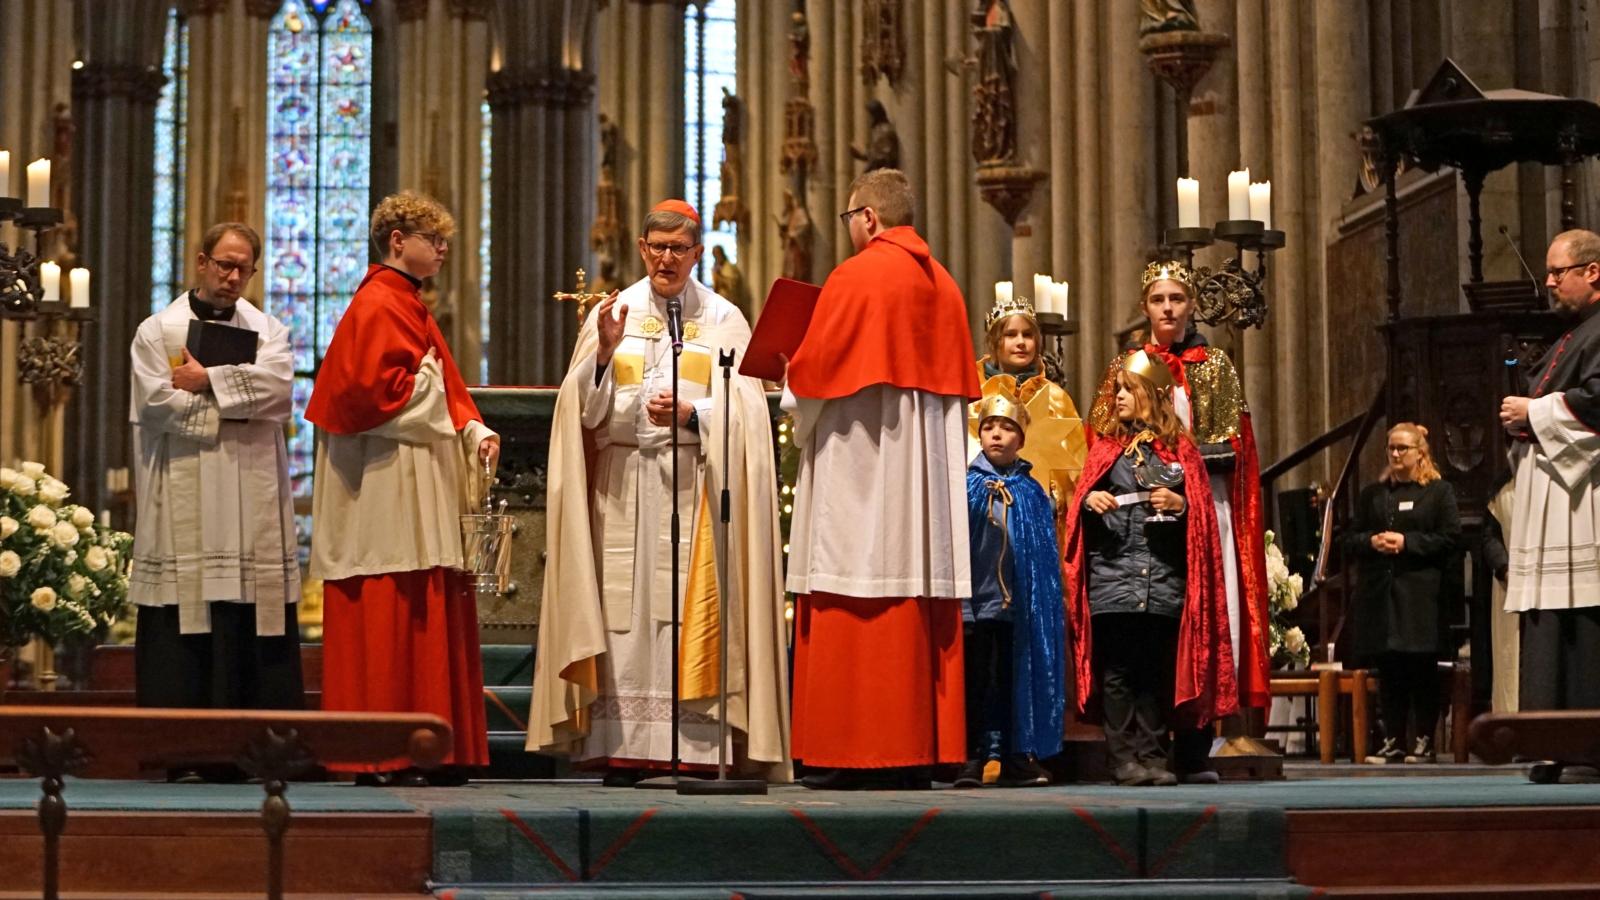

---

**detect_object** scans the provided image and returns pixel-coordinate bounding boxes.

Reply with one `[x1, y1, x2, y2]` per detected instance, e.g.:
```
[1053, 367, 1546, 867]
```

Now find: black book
[185, 320, 259, 367]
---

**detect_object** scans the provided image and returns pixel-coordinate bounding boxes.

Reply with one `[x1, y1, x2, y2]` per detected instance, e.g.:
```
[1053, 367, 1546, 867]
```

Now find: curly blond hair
[1384, 422, 1442, 485]
[370, 190, 456, 255]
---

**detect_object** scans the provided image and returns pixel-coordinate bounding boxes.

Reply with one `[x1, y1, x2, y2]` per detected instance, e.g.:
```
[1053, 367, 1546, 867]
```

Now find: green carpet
[435, 881, 1316, 899]
[0, 778, 415, 812]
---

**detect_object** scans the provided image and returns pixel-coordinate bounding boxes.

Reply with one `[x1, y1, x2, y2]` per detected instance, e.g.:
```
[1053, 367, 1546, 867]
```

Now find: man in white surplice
[129, 222, 302, 726]
[1499, 228, 1600, 783]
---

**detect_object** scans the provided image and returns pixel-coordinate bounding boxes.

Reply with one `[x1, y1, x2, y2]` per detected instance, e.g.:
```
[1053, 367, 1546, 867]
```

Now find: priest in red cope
[782, 168, 983, 790]
[306, 190, 498, 787]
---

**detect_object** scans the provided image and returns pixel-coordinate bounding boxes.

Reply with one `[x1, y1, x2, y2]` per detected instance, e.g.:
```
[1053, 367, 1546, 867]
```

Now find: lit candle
[40, 261, 60, 302]
[1053, 281, 1070, 320]
[995, 280, 1013, 306]
[69, 267, 90, 309]
[25, 158, 50, 209]
[1249, 180, 1272, 229]
[1227, 169, 1250, 220]
[1032, 273, 1052, 315]
[0, 151, 10, 199]
[1177, 177, 1200, 228]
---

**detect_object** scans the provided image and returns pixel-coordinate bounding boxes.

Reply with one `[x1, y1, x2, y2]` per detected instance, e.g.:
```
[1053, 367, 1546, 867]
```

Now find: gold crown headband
[985, 295, 1038, 332]
[1123, 349, 1176, 392]
[974, 375, 1031, 433]
[1141, 259, 1194, 292]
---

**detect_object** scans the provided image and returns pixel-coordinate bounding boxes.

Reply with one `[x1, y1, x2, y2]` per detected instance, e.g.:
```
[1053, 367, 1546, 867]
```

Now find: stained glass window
[265, 0, 372, 500]
[151, 8, 188, 313]
[480, 98, 491, 384]
[684, 0, 736, 283]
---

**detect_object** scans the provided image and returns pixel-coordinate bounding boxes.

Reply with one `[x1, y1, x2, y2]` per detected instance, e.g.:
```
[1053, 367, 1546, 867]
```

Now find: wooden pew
[0, 706, 450, 900]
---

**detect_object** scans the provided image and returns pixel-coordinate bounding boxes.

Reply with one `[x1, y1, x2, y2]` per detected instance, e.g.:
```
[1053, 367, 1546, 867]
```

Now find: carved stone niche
[975, 163, 1045, 228]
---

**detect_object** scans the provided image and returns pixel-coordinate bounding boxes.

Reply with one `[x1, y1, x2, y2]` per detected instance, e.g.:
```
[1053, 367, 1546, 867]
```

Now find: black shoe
[1528, 761, 1564, 784]
[1365, 737, 1404, 765]
[353, 772, 390, 787]
[952, 760, 986, 789]
[1404, 736, 1436, 764]
[799, 767, 908, 790]
[427, 766, 471, 787]
[998, 755, 1051, 787]
[387, 768, 430, 788]
[601, 767, 642, 787]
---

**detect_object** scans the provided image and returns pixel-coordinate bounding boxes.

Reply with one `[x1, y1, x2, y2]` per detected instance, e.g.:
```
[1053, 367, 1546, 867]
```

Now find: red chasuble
[1060, 434, 1240, 727]
[305, 264, 481, 434]
[787, 226, 981, 401]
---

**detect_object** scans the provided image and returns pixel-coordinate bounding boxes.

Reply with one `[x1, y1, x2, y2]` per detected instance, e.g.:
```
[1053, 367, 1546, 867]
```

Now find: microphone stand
[637, 294, 686, 789]
[678, 348, 767, 795]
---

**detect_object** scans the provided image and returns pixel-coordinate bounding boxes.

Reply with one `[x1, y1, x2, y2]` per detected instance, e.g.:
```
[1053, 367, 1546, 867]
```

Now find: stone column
[596, 0, 684, 286]
[0, 0, 75, 469]
[486, 0, 598, 385]
[66, 0, 170, 512]
[183, 0, 272, 266]
[397, 0, 491, 380]
[1006, 0, 1049, 296]
[1234, 0, 1274, 447]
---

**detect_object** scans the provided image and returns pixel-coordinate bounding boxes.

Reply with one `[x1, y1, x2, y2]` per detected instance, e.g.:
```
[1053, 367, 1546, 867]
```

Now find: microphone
[1500, 225, 1543, 296]
[665, 294, 684, 355]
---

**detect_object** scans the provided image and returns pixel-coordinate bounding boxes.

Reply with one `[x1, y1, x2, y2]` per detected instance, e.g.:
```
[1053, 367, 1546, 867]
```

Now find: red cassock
[307, 264, 489, 771]
[1060, 434, 1240, 727]
[786, 227, 981, 769]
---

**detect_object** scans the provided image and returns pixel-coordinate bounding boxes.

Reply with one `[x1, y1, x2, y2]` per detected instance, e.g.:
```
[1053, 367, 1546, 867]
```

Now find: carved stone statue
[860, 0, 905, 86]
[775, 189, 814, 283]
[851, 100, 901, 173]
[970, 0, 1017, 166]
[710, 245, 751, 314]
[788, 8, 810, 93]
[713, 88, 748, 231]
[589, 251, 620, 295]
[591, 113, 625, 281]
[1139, 0, 1201, 36]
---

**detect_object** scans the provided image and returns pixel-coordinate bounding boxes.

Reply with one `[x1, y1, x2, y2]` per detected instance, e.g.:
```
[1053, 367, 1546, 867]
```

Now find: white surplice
[1504, 392, 1600, 612]
[128, 293, 299, 636]
[784, 384, 971, 600]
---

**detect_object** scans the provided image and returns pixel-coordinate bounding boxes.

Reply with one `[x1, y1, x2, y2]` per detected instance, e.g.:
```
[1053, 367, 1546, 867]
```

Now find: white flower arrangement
[0, 461, 132, 649]
[1265, 530, 1310, 669]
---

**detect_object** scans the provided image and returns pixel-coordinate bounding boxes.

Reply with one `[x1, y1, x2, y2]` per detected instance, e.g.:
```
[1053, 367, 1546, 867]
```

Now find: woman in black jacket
[1344, 423, 1462, 764]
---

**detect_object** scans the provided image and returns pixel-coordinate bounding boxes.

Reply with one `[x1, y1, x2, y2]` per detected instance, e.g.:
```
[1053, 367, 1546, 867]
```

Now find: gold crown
[985, 295, 1038, 332]
[1141, 259, 1194, 291]
[974, 375, 1030, 432]
[1124, 349, 1176, 392]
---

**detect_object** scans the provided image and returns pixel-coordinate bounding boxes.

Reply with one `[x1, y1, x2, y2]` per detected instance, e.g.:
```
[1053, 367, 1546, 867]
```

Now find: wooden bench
[0, 706, 450, 900]
[1271, 662, 1472, 764]
[1469, 710, 1600, 766]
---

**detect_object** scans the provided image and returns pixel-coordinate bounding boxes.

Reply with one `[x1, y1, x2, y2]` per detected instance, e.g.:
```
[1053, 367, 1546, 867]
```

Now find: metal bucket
[461, 508, 514, 595]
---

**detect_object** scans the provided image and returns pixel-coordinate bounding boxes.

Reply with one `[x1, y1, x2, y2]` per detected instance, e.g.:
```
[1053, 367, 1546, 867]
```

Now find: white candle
[1249, 180, 1272, 229]
[69, 268, 90, 309]
[1032, 274, 1052, 315]
[0, 151, 10, 199]
[995, 280, 1013, 306]
[25, 158, 50, 209]
[1227, 169, 1250, 220]
[1177, 177, 1200, 228]
[1053, 281, 1069, 320]
[40, 261, 60, 302]
[98, 509, 110, 527]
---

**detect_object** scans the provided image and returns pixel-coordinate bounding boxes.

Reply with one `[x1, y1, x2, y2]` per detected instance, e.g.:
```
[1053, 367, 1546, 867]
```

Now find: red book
[740, 278, 821, 381]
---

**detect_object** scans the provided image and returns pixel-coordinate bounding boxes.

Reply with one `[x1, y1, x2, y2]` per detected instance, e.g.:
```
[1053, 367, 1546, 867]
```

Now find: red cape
[1086, 344, 1272, 711]
[305, 265, 481, 435]
[787, 227, 981, 401]
[1060, 432, 1240, 727]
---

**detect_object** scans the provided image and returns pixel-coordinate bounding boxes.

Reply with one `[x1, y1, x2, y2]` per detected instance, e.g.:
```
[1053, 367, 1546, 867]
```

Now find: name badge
[1398, 500, 1415, 511]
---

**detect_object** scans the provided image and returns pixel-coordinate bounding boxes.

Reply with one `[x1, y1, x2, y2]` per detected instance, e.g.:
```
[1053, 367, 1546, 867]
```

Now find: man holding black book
[128, 222, 303, 780]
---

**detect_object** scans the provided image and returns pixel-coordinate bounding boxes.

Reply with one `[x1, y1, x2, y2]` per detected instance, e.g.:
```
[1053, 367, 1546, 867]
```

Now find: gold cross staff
[552, 268, 611, 323]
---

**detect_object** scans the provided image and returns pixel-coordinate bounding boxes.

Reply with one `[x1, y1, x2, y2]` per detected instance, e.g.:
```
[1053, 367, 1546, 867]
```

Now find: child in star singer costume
[957, 381, 1067, 788]
[1061, 351, 1238, 786]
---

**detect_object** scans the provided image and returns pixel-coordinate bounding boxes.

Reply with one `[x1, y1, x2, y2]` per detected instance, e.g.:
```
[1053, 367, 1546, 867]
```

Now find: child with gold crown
[956, 381, 1067, 788]
[1061, 350, 1238, 786]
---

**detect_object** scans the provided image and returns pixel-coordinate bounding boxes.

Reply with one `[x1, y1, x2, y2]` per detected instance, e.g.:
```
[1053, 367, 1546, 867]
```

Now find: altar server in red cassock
[782, 168, 983, 790]
[307, 191, 498, 786]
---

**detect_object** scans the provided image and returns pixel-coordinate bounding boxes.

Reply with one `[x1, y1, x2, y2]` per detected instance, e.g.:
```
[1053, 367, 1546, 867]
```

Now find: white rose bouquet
[1264, 529, 1310, 669]
[0, 461, 132, 648]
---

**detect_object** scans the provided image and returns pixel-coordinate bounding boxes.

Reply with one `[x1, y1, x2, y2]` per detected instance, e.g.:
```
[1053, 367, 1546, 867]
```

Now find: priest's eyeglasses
[1546, 261, 1595, 282]
[204, 256, 257, 279]
[644, 241, 697, 258]
[838, 206, 868, 226]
